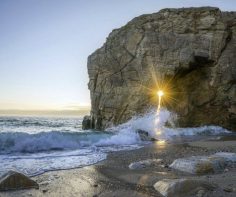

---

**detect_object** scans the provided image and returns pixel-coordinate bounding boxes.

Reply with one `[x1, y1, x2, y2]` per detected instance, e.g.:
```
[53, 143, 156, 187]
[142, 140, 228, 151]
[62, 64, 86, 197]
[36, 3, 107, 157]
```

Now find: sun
[157, 90, 164, 97]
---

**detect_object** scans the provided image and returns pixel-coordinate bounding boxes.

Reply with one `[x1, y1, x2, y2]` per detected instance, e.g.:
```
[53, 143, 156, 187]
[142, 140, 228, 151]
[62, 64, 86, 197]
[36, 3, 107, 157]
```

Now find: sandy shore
[1, 138, 236, 197]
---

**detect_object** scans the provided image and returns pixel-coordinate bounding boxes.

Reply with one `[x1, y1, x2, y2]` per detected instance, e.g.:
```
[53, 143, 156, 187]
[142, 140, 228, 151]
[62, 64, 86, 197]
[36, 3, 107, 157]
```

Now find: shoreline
[1, 139, 236, 197]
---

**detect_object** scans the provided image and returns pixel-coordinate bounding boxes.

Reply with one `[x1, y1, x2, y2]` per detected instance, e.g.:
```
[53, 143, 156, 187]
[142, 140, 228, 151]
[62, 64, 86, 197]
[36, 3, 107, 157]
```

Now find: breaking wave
[0, 110, 231, 154]
[0, 111, 231, 176]
[107, 109, 230, 141]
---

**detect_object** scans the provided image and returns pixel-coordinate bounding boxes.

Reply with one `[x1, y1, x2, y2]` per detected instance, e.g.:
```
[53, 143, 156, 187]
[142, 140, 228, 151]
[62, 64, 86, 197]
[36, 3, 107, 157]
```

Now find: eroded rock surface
[154, 178, 216, 197]
[0, 171, 39, 191]
[170, 152, 236, 174]
[82, 115, 92, 130]
[85, 7, 236, 131]
[170, 156, 226, 174]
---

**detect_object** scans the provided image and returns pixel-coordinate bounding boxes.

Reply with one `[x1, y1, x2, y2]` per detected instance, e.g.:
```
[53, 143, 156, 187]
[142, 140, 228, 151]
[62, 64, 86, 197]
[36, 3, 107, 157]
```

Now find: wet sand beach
[1, 138, 236, 197]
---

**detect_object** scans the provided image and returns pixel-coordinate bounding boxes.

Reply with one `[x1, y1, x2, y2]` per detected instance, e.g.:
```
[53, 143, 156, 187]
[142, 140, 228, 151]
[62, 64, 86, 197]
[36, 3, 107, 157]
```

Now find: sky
[0, 0, 235, 111]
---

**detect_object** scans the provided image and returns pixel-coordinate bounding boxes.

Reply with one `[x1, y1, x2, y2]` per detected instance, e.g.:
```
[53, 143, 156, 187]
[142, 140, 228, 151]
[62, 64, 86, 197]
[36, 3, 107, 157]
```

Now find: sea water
[0, 109, 231, 177]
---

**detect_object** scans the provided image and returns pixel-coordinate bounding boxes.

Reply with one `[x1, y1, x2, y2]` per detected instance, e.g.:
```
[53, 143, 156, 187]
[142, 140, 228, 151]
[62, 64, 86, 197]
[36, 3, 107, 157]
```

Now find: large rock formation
[85, 7, 236, 131]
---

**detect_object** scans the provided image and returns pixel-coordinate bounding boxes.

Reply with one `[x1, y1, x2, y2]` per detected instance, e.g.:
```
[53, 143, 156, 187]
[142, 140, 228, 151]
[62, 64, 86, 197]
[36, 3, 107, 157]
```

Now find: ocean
[0, 109, 231, 177]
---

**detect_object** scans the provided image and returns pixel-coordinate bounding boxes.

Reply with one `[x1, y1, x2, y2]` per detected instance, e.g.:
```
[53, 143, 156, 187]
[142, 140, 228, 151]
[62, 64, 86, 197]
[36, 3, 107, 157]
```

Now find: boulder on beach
[170, 152, 236, 175]
[170, 155, 226, 174]
[154, 178, 216, 197]
[0, 171, 39, 191]
[129, 159, 162, 169]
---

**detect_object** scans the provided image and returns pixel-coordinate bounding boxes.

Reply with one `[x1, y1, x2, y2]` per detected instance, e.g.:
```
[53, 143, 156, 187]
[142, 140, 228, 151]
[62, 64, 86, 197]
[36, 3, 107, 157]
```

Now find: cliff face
[84, 7, 236, 131]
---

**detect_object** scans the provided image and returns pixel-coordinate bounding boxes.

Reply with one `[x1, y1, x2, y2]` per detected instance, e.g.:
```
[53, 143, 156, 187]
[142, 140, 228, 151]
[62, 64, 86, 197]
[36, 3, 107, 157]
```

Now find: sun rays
[133, 62, 182, 138]
[138, 71, 179, 111]
[157, 90, 164, 112]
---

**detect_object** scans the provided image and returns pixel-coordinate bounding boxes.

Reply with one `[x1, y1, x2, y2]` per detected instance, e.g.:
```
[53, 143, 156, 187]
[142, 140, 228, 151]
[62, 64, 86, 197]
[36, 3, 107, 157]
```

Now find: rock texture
[170, 155, 226, 174]
[85, 7, 236, 131]
[136, 129, 156, 141]
[153, 178, 216, 197]
[170, 152, 236, 174]
[0, 171, 39, 191]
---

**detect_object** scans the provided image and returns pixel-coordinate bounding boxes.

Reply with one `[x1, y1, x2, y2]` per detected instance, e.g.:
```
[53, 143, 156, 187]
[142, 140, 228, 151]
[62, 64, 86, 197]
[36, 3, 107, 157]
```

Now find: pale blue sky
[0, 0, 235, 110]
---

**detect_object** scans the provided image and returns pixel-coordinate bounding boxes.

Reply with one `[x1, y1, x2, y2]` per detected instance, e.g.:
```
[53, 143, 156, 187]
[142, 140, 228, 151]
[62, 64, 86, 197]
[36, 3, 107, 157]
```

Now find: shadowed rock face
[85, 7, 236, 131]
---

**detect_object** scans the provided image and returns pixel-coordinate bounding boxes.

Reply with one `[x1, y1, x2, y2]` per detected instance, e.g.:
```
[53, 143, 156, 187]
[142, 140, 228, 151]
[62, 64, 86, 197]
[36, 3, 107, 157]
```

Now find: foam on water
[0, 150, 107, 177]
[107, 109, 230, 141]
[0, 110, 231, 176]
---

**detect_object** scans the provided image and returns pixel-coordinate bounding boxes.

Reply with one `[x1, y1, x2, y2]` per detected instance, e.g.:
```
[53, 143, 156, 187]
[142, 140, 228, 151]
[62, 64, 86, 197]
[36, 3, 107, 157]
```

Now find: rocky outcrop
[85, 7, 236, 131]
[82, 115, 92, 130]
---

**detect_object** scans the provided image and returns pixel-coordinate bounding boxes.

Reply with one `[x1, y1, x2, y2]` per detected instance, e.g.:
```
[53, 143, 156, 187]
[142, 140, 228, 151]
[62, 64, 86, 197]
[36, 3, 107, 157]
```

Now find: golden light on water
[157, 140, 166, 145]
[154, 140, 166, 149]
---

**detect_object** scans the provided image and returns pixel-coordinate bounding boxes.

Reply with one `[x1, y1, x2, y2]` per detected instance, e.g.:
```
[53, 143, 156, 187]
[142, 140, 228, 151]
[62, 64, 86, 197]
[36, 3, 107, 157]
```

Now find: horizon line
[0, 108, 90, 112]
[0, 109, 91, 116]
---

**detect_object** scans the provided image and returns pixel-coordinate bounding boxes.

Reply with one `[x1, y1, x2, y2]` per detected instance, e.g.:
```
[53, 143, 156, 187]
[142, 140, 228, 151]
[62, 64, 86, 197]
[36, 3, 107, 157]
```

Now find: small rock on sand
[136, 130, 156, 141]
[154, 178, 216, 197]
[0, 171, 39, 191]
[42, 189, 48, 193]
[170, 152, 236, 175]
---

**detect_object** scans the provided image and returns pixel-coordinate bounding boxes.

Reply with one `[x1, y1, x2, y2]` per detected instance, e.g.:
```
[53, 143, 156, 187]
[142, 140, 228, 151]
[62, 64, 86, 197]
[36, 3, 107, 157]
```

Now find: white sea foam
[106, 109, 231, 141]
[0, 149, 107, 177]
[95, 129, 141, 146]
